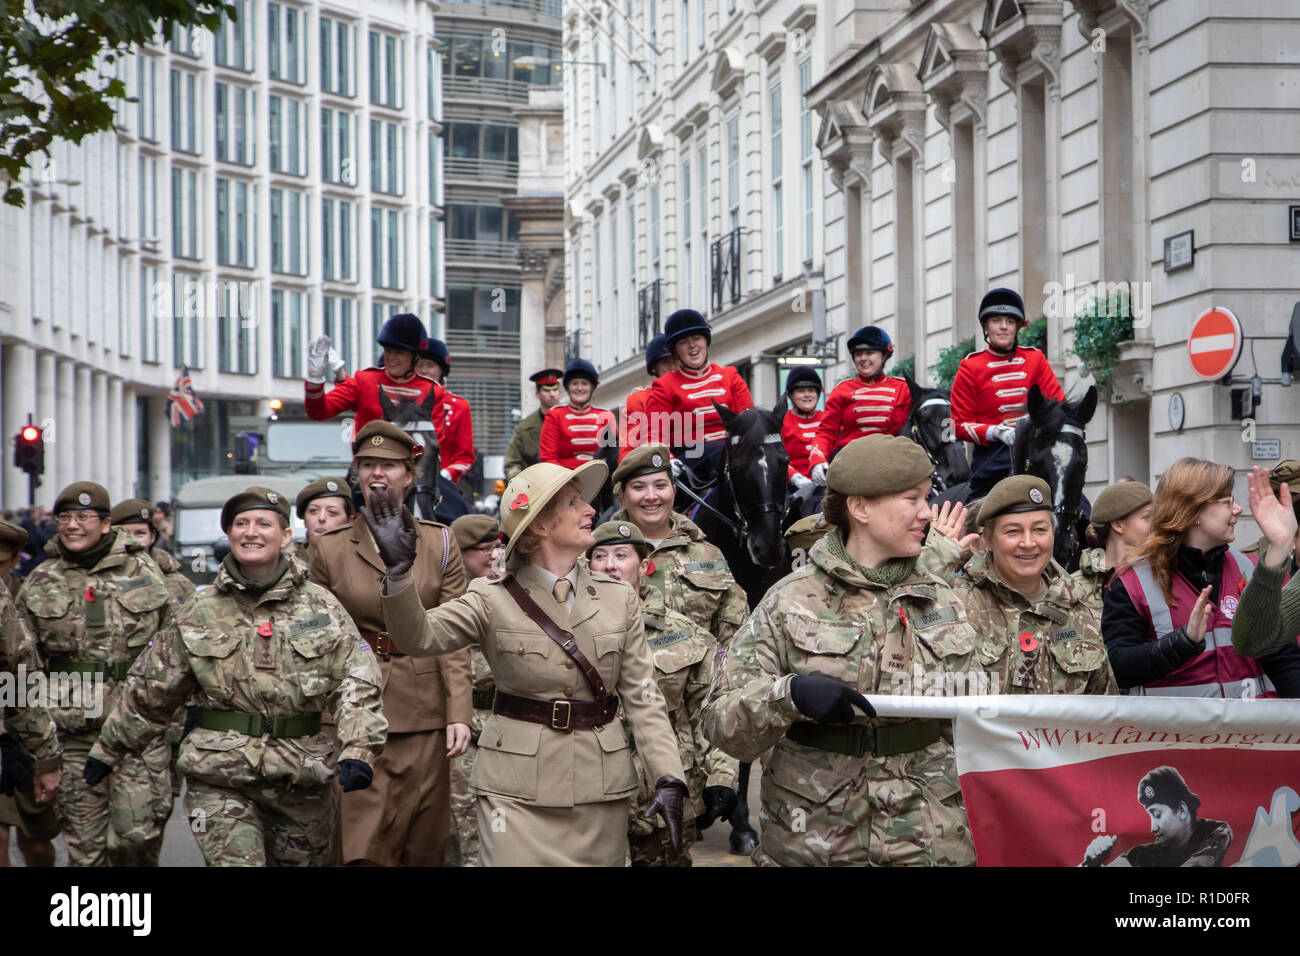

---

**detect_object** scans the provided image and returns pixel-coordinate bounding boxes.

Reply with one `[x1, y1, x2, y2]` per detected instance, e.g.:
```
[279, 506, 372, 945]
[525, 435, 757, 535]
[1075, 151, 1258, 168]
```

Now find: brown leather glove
[361, 485, 418, 575]
[643, 775, 689, 858]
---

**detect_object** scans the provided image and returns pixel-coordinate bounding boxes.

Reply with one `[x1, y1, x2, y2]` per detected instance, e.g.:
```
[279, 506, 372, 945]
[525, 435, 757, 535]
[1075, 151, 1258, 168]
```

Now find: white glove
[810, 462, 829, 487]
[670, 458, 685, 480]
[327, 347, 345, 380]
[439, 469, 451, 481]
[987, 423, 1017, 446]
[791, 472, 812, 490]
[307, 335, 333, 384]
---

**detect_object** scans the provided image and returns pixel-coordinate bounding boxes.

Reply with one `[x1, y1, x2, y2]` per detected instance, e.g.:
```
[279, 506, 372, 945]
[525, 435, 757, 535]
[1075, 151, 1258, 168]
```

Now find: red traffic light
[20, 426, 39, 442]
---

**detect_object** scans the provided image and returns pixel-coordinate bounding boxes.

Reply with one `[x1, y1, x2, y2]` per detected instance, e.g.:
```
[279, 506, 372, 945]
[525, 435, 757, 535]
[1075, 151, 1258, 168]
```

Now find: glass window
[218, 282, 258, 374]
[171, 274, 205, 369]
[323, 296, 359, 370]
[139, 264, 159, 363]
[170, 22, 203, 58]
[321, 107, 357, 185]
[270, 95, 308, 175]
[322, 197, 357, 281]
[320, 16, 356, 96]
[215, 82, 257, 166]
[770, 76, 783, 279]
[369, 30, 404, 108]
[171, 167, 201, 260]
[271, 288, 306, 378]
[800, 57, 814, 262]
[369, 119, 404, 195]
[136, 53, 157, 143]
[216, 177, 258, 268]
[170, 68, 202, 154]
[215, 0, 254, 72]
[270, 187, 309, 276]
[726, 110, 740, 231]
[371, 207, 405, 290]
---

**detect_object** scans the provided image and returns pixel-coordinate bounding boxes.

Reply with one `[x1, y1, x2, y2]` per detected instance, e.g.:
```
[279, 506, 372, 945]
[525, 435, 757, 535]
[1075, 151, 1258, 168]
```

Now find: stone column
[108, 378, 125, 499]
[148, 394, 172, 502]
[55, 360, 76, 495]
[2, 343, 37, 508]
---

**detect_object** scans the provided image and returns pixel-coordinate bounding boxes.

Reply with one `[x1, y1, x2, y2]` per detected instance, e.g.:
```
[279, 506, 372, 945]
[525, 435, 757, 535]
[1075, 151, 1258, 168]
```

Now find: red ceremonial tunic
[645, 363, 754, 447]
[618, 385, 652, 462]
[539, 403, 617, 469]
[782, 409, 826, 481]
[949, 347, 1064, 445]
[433, 390, 475, 483]
[305, 367, 443, 439]
[808, 374, 910, 466]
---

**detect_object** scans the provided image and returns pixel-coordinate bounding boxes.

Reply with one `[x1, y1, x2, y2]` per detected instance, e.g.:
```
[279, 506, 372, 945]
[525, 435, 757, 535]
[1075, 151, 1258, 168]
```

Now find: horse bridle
[909, 396, 955, 492]
[1024, 421, 1087, 530]
[721, 432, 786, 541]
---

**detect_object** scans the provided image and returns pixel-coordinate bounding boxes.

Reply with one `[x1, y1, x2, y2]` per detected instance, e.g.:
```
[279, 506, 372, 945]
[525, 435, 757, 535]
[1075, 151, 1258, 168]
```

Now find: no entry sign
[1187, 307, 1243, 381]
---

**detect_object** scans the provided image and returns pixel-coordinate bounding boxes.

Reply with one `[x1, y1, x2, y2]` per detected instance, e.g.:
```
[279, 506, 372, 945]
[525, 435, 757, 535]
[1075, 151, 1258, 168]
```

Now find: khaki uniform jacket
[953, 551, 1118, 695]
[152, 548, 197, 604]
[503, 409, 545, 481]
[611, 509, 749, 646]
[310, 515, 472, 733]
[89, 559, 386, 788]
[19, 529, 174, 736]
[380, 560, 685, 807]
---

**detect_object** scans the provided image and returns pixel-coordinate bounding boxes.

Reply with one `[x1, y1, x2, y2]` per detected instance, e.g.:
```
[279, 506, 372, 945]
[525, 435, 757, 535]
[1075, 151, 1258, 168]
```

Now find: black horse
[900, 375, 970, 498]
[1011, 384, 1097, 572]
[378, 389, 474, 523]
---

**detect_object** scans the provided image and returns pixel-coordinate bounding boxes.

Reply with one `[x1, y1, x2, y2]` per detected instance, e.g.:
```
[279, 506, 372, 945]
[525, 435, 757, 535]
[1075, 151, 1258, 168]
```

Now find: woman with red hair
[1101, 458, 1300, 697]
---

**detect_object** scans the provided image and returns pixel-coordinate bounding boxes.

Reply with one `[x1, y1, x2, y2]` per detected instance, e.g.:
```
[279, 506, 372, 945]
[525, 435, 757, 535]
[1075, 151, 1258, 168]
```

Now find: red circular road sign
[1187, 307, 1243, 381]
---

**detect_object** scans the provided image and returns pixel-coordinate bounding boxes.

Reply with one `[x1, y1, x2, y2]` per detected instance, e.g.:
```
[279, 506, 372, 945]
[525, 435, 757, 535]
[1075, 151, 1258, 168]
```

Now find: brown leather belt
[492, 690, 618, 733]
[359, 630, 405, 658]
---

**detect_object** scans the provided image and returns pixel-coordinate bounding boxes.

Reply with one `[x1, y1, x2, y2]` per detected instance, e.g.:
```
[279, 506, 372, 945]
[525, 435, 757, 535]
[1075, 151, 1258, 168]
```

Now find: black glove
[703, 785, 739, 821]
[182, 705, 200, 739]
[338, 759, 373, 792]
[790, 672, 876, 724]
[360, 486, 418, 575]
[83, 756, 112, 787]
[0, 734, 33, 796]
[643, 775, 689, 858]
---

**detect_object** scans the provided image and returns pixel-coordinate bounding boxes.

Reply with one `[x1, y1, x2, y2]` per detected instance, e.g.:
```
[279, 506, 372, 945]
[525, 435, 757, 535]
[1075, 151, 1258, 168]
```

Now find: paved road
[7, 764, 762, 867]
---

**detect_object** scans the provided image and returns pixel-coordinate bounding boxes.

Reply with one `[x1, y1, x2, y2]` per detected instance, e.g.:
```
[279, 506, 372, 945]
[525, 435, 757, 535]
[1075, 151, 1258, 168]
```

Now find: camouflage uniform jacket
[701, 531, 985, 866]
[89, 558, 386, 788]
[1073, 547, 1109, 615]
[916, 526, 974, 582]
[952, 550, 1118, 695]
[611, 508, 749, 646]
[19, 529, 174, 735]
[152, 547, 197, 604]
[628, 582, 738, 835]
[0, 576, 61, 772]
[282, 539, 313, 578]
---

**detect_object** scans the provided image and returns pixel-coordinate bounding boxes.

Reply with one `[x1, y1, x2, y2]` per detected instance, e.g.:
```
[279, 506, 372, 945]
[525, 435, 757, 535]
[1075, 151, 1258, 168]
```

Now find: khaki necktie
[552, 578, 572, 605]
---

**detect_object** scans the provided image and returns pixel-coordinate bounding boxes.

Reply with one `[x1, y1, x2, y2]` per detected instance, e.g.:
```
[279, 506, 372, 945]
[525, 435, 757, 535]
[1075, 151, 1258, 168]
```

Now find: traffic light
[13, 425, 44, 478]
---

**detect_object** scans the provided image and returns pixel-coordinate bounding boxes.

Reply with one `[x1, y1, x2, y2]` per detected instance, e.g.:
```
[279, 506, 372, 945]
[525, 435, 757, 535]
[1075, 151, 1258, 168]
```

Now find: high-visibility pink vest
[1117, 548, 1277, 698]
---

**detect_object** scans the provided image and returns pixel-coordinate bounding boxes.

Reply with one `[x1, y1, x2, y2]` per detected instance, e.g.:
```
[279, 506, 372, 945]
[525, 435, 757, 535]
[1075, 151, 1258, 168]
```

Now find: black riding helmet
[664, 309, 711, 348]
[377, 313, 427, 353]
[644, 333, 672, 376]
[846, 325, 893, 356]
[784, 365, 823, 396]
[563, 358, 599, 390]
[978, 288, 1027, 354]
[418, 337, 451, 377]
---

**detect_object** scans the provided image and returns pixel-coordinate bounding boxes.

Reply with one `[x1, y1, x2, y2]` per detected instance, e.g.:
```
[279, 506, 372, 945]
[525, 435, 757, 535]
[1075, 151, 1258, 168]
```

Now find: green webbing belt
[196, 710, 322, 738]
[785, 719, 942, 758]
[47, 659, 131, 680]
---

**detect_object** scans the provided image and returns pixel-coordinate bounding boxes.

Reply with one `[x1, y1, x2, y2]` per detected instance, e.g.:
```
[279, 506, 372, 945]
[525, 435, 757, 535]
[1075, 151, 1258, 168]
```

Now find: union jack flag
[166, 365, 205, 426]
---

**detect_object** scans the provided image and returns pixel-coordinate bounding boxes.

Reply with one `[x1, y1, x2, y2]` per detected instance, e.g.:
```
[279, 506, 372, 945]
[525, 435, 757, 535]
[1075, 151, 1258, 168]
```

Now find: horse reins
[909, 396, 956, 492]
[721, 433, 786, 540]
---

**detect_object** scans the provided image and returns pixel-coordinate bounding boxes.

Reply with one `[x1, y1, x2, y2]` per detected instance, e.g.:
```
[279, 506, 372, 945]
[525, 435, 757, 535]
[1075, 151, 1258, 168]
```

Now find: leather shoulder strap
[503, 577, 609, 698]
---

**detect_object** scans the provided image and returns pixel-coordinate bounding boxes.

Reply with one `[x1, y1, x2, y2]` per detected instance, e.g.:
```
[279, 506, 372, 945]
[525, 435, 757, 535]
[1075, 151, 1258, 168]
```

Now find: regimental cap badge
[1028, 488, 1044, 504]
[78, 493, 91, 506]
[1143, 784, 1155, 800]
[372, 435, 384, 446]
[651, 454, 663, 467]
[140, 507, 150, 519]
[618, 524, 631, 538]
[267, 492, 279, 504]
[326, 480, 339, 492]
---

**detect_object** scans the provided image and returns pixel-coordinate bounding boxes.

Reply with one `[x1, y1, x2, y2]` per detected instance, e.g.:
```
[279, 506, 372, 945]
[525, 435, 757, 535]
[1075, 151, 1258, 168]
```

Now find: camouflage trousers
[186, 778, 339, 867]
[628, 818, 696, 867]
[59, 732, 171, 867]
[446, 738, 479, 867]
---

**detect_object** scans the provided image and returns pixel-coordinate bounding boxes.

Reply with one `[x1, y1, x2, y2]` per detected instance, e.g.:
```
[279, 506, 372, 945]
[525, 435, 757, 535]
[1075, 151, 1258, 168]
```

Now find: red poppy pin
[645, 560, 656, 576]
[1019, 632, 1038, 652]
[84, 587, 95, 603]
[510, 493, 530, 511]
[257, 622, 273, 638]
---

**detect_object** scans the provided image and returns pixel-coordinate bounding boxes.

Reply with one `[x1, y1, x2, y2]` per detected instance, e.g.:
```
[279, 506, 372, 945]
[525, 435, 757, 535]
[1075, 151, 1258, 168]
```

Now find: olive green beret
[452, 513, 499, 551]
[1137, 765, 1199, 813]
[784, 513, 830, 553]
[352, 419, 420, 461]
[54, 481, 111, 515]
[110, 498, 156, 527]
[827, 435, 933, 497]
[220, 486, 292, 532]
[1090, 481, 1152, 525]
[295, 477, 355, 519]
[0, 520, 28, 558]
[612, 443, 673, 489]
[979, 475, 1053, 524]
[586, 520, 651, 557]
[1268, 460, 1300, 496]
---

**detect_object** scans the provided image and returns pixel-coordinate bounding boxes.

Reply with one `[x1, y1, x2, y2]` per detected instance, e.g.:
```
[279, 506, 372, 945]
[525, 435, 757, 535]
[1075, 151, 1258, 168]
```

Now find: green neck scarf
[825, 529, 915, 587]
[223, 553, 290, 593]
[57, 527, 116, 569]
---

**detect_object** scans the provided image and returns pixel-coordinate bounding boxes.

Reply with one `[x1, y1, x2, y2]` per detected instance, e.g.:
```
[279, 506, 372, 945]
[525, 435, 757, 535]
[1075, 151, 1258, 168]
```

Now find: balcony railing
[445, 328, 521, 353]
[638, 279, 661, 351]
[446, 238, 521, 262]
[565, 328, 585, 362]
[438, 0, 562, 18]
[442, 74, 537, 102]
[711, 227, 742, 315]
[443, 156, 520, 180]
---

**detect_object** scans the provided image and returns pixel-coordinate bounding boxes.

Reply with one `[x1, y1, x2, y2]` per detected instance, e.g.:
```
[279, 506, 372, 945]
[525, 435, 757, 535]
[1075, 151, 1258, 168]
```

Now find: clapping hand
[1185, 585, 1213, 645]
